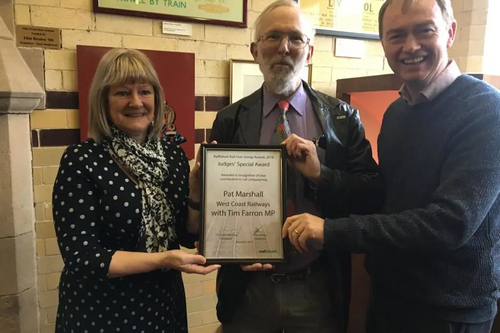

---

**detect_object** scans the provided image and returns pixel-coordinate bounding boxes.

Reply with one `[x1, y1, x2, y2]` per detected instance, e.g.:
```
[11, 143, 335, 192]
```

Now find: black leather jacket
[209, 81, 383, 332]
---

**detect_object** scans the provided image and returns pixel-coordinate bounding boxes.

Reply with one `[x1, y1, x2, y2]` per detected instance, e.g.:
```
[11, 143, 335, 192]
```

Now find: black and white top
[52, 138, 196, 333]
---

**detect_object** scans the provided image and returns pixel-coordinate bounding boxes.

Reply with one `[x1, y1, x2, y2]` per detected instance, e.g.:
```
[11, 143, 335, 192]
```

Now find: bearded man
[208, 1, 384, 332]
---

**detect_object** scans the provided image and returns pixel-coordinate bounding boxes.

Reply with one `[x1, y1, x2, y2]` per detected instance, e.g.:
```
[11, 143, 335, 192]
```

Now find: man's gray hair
[378, 0, 455, 38]
[253, 0, 316, 43]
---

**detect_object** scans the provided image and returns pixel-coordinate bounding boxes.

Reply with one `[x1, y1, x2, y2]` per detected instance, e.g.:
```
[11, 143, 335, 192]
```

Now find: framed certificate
[92, 0, 248, 28]
[295, 0, 386, 40]
[198, 144, 287, 264]
[229, 59, 313, 104]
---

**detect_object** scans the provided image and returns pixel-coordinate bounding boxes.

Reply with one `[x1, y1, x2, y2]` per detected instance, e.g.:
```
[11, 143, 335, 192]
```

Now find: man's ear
[250, 42, 258, 60]
[306, 45, 314, 64]
[447, 20, 457, 48]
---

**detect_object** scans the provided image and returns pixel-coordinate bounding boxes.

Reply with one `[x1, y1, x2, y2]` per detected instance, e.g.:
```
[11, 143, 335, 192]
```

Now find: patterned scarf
[102, 127, 176, 253]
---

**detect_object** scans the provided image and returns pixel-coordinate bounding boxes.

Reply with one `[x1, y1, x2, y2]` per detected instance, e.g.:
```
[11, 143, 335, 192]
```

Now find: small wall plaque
[16, 25, 61, 50]
[162, 21, 192, 36]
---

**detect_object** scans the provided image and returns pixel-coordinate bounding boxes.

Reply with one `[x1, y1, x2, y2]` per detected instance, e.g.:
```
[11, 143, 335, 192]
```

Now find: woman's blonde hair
[88, 48, 165, 143]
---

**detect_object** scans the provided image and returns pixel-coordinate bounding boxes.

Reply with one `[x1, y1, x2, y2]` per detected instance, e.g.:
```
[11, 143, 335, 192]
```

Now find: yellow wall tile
[42, 166, 59, 185]
[465, 55, 484, 72]
[313, 36, 333, 52]
[186, 295, 217, 313]
[473, 0, 490, 10]
[36, 222, 56, 239]
[95, 14, 153, 36]
[16, 0, 59, 5]
[204, 61, 229, 78]
[45, 272, 60, 290]
[195, 78, 228, 96]
[227, 44, 253, 61]
[32, 147, 66, 167]
[66, 110, 80, 129]
[122, 35, 177, 52]
[312, 50, 337, 67]
[39, 290, 58, 308]
[62, 70, 78, 91]
[184, 282, 204, 298]
[202, 309, 218, 325]
[45, 70, 63, 91]
[455, 11, 473, 26]
[365, 41, 385, 56]
[31, 6, 92, 30]
[332, 68, 371, 81]
[195, 112, 217, 129]
[451, 0, 464, 12]
[46, 306, 57, 323]
[195, 59, 206, 78]
[178, 40, 227, 61]
[35, 203, 45, 222]
[450, 40, 470, 57]
[182, 272, 204, 284]
[45, 50, 77, 71]
[38, 273, 47, 292]
[189, 323, 221, 333]
[62, 30, 123, 50]
[36, 239, 46, 257]
[312, 66, 333, 83]
[33, 167, 42, 186]
[40, 324, 56, 333]
[44, 238, 60, 256]
[467, 40, 485, 56]
[205, 25, 251, 45]
[31, 110, 67, 129]
[469, 25, 487, 41]
[39, 307, 48, 326]
[203, 280, 216, 294]
[34, 184, 53, 203]
[14, 4, 30, 25]
[247, 11, 260, 29]
[60, 0, 93, 10]
[37, 256, 64, 275]
[44, 203, 53, 221]
[188, 312, 203, 328]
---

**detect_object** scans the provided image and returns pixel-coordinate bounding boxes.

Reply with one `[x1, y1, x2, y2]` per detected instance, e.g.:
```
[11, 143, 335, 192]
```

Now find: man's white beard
[263, 56, 308, 96]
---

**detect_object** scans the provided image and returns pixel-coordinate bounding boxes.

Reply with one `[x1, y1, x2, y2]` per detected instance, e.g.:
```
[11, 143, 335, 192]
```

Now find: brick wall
[449, 0, 490, 72]
[14, 0, 393, 332]
[483, 0, 499, 75]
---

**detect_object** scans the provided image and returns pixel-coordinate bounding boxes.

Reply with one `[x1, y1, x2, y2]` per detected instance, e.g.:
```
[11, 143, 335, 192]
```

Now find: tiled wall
[16, 0, 394, 332]
[483, 0, 499, 75]
[449, 0, 490, 72]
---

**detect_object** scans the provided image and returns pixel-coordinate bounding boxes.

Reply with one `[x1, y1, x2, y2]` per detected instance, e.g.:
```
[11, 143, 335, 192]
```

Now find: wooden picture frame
[229, 59, 313, 104]
[92, 0, 248, 28]
[294, 0, 386, 40]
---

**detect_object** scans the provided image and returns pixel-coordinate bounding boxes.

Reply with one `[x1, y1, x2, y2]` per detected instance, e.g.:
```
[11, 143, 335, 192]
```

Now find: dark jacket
[209, 81, 383, 332]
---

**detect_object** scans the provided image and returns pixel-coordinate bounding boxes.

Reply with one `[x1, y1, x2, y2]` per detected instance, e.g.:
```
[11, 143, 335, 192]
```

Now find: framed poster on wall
[295, 0, 386, 40]
[93, 0, 248, 28]
[229, 59, 313, 103]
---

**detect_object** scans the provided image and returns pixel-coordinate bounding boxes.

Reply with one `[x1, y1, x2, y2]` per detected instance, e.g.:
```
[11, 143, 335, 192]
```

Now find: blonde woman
[52, 48, 219, 332]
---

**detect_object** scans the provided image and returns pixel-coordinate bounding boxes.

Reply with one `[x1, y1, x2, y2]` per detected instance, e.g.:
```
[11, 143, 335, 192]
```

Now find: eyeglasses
[258, 31, 310, 49]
